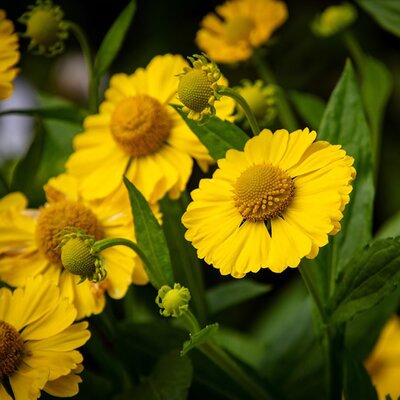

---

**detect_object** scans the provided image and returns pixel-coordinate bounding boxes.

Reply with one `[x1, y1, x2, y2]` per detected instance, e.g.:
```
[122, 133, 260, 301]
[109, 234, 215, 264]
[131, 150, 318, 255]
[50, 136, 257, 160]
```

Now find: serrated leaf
[288, 90, 326, 130]
[181, 323, 219, 356]
[124, 177, 174, 289]
[94, 1, 136, 77]
[329, 238, 400, 323]
[206, 280, 272, 315]
[356, 0, 400, 37]
[0, 106, 87, 125]
[172, 105, 249, 160]
[343, 354, 378, 400]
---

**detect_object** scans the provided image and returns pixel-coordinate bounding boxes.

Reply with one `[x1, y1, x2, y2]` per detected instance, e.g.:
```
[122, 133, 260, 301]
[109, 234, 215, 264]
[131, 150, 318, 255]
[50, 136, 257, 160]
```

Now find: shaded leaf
[124, 177, 174, 289]
[172, 105, 248, 160]
[288, 90, 326, 130]
[206, 280, 272, 315]
[356, 0, 400, 37]
[181, 324, 219, 356]
[329, 238, 400, 324]
[376, 210, 400, 239]
[94, 1, 136, 77]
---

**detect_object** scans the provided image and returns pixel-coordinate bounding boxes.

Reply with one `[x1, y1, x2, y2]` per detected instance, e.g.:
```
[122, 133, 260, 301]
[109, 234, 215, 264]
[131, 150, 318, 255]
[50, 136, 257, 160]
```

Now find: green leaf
[329, 237, 400, 324]
[181, 324, 219, 356]
[0, 106, 87, 125]
[356, 0, 400, 37]
[343, 355, 378, 400]
[172, 105, 249, 160]
[94, 1, 136, 77]
[124, 177, 174, 289]
[160, 194, 207, 323]
[288, 91, 326, 130]
[206, 280, 272, 315]
[116, 351, 193, 400]
[376, 210, 400, 239]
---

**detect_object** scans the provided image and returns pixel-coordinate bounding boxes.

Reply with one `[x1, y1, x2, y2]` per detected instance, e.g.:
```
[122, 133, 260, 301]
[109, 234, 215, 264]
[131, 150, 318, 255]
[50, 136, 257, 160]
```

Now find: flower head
[66, 54, 235, 203]
[196, 0, 288, 63]
[156, 283, 191, 318]
[0, 275, 90, 399]
[19, 0, 68, 56]
[366, 316, 400, 399]
[0, 10, 20, 100]
[312, 3, 357, 37]
[0, 174, 148, 319]
[182, 128, 355, 278]
[177, 54, 221, 121]
[235, 80, 276, 127]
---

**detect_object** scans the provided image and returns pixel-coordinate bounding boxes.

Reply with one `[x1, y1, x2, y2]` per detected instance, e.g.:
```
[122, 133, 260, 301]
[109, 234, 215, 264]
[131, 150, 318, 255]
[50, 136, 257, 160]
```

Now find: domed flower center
[178, 69, 214, 113]
[36, 200, 103, 266]
[0, 320, 24, 379]
[234, 164, 295, 221]
[26, 9, 60, 46]
[110, 95, 172, 157]
[223, 17, 253, 45]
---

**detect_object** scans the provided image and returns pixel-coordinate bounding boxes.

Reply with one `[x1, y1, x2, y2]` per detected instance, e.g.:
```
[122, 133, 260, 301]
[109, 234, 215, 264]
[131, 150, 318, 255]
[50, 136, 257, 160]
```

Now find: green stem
[251, 51, 298, 131]
[342, 32, 364, 75]
[179, 311, 276, 400]
[219, 87, 260, 135]
[67, 22, 98, 113]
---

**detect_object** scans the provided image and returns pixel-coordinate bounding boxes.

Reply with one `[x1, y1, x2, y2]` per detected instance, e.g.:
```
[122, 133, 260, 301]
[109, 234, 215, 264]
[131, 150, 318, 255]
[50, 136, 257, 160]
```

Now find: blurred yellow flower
[0, 275, 90, 399]
[0, 10, 19, 100]
[182, 128, 355, 278]
[196, 0, 288, 64]
[66, 54, 234, 203]
[366, 316, 400, 399]
[0, 174, 148, 320]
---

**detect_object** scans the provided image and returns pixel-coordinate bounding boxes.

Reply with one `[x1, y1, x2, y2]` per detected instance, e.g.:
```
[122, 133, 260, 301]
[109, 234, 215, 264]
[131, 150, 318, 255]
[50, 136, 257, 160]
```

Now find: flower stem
[251, 51, 298, 131]
[67, 22, 98, 113]
[219, 87, 260, 135]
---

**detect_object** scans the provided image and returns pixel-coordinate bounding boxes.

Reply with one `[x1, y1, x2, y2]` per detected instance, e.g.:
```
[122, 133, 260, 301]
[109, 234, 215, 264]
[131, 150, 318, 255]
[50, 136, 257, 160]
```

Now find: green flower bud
[156, 283, 191, 318]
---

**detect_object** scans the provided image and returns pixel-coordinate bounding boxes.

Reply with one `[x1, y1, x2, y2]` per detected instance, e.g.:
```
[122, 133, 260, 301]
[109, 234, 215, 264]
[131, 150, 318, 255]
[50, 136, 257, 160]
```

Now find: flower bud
[156, 283, 191, 318]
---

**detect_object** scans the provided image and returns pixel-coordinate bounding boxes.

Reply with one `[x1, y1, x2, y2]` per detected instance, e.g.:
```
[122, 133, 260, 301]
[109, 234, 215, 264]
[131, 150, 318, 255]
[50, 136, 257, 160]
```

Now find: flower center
[110, 95, 172, 157]
[26, 9, 60, 47]
[178, 69, 214, 113]
[238, 85, 267, 119]
[36, 200, 103, 266]
[234, 164, 295, 221]
[0, 321, 24, 379]
[223, 16, 253, 45]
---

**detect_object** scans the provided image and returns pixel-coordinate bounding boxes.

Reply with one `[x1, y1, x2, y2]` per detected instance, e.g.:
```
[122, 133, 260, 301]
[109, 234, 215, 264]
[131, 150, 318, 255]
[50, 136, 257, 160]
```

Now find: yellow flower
[0, 174, 149, 319]
[66, 54, 234, 203]
[196, 0, 288, 64]
[366, 316, 400, 399]
[19, 0, 68, 56]
[0, 275, 90, 399]
[0, 10, 19, 100]
[182, 128, 355, 278]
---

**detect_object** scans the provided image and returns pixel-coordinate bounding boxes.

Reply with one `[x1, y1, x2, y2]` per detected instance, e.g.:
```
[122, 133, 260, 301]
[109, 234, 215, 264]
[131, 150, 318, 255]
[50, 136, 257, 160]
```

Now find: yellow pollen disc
[110, 95, 172, 157]
[178, 69, 214, 113]
[234, 164, 295, 221]
[61, 237, 97, 278]
[0, 320, 24, 379]
[223, 16, 253, 45]
[26, 9, 60, 46]
[36, 200, 103, 266]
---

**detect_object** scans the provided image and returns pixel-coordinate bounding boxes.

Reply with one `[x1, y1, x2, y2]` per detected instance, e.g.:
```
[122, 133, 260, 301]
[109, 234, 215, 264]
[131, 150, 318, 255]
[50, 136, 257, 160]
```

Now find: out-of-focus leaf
[0, 106, 87, 125]
[329, 238, 400, 324]
[288, 90, 326, 130]
[206, 280, 272, 315]
[116, 351, 193, 400]
[160, 194, 207, 323]
[376, 210, 400, 239]
[172, 105, 249, 160]
[181, 324, 219, 356]
[94, 1, 136, 77]
[343, 355, 378, 400]
[124, 177, 174, 289]
[0, 172, 7, 197]
[356, 0, 400, 37]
